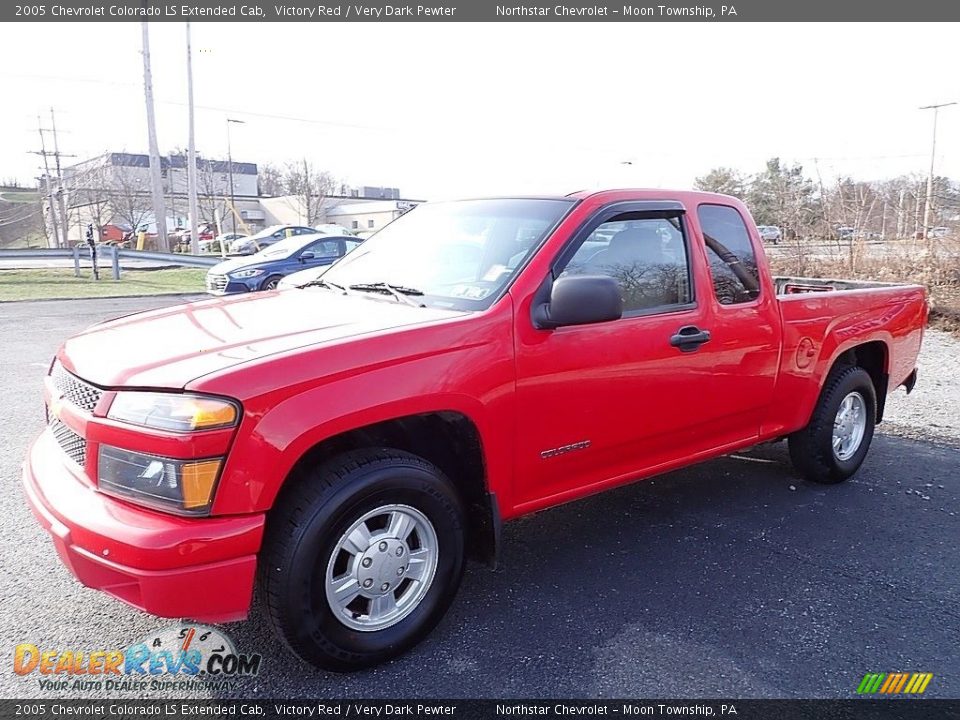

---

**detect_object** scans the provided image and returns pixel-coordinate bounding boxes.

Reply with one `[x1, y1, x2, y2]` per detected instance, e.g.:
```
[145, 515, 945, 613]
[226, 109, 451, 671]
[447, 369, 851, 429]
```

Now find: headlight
[107, 392, 239, 432]
[230, 268, 265, 278]
[98, 445, 222, 515]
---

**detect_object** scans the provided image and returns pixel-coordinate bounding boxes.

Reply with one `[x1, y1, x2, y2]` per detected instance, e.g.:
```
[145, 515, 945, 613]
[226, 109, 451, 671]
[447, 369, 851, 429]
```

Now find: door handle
[670, 325, 711, 352]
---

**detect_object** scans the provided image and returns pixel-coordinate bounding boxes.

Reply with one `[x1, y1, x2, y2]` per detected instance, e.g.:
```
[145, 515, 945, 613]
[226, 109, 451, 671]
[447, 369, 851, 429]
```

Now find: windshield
[247, 225, 285, 241]
[320, 198, 573, 310]
[254, 235, 312, 259]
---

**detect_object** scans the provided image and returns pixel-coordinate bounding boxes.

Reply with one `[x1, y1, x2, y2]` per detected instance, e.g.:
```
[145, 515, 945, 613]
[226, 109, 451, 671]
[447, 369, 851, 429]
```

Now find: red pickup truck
[23, 190, 927, 671]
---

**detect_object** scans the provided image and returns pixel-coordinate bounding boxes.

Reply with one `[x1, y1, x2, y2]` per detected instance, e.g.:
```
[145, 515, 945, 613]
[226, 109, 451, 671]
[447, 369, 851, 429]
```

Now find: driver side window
[559, 214, 692, 314]
[305, 239, 340, 258]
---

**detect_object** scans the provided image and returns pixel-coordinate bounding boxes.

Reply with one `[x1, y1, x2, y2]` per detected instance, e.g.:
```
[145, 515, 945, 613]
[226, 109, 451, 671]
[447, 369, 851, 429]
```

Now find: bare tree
[67, 164, 113, 242]
[197, 160, 229, 230]
[258, 162, 284, 197]
[105, 163, 153, 236]
[278, 159, 337, 226]
[275, 158, 337, 225]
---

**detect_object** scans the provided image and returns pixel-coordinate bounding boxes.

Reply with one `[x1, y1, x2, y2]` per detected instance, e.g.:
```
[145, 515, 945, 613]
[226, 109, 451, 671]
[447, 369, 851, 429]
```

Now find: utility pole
[34, 118, 59, 248]
[141, 22, 169, 251]
[919, 102, 955, 241]
[914, 182, 923, 240]
[49, 109, 71, 249]
[226, 118, 245, 236]
[185, 22, 201, 255]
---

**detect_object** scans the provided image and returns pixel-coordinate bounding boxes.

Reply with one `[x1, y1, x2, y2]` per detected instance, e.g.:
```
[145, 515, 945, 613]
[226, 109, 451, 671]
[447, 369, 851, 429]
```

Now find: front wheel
[258, 449, 466, 671]
[788, 365, 877, 484]
[260, 275, 282, 291]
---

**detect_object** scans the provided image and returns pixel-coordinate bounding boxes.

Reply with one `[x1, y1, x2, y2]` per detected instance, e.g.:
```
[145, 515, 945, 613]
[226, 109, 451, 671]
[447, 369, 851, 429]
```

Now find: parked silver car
[757, 225, 782, 244]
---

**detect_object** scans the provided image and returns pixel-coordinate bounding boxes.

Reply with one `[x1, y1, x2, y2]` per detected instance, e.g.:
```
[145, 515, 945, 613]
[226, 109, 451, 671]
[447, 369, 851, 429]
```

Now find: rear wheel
[258, 449, 466, 671]
[788, 365, 877, 484]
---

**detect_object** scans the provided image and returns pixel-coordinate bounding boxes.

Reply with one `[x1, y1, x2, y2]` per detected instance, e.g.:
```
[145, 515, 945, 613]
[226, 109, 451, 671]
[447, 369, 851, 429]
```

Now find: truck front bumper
[22, 430, 264, 623]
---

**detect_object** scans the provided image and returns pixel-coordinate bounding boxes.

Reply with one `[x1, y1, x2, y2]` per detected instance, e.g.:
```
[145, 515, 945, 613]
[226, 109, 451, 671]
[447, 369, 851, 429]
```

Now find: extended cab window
[697, 204, 761, 305]
[560, 214, 691, 313]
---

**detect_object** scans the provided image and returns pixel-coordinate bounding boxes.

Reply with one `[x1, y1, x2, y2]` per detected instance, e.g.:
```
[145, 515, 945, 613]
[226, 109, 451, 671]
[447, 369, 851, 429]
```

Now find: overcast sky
[2, 22, 958, 199]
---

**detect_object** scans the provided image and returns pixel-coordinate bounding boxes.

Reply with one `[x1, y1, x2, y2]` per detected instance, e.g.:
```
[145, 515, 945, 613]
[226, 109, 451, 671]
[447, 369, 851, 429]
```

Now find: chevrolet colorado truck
[23, 190, 927, 671]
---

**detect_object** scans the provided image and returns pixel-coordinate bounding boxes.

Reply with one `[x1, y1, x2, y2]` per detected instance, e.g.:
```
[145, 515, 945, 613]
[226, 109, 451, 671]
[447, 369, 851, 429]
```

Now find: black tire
[788, 365, 877, 484]
[258, 448, 466, 671]
[260, 275, 282, 291]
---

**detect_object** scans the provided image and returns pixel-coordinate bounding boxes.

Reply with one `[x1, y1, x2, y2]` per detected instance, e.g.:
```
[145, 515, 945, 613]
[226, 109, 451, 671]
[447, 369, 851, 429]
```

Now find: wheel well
[282, 411, 499, 567]
[833, 340, 889, 423]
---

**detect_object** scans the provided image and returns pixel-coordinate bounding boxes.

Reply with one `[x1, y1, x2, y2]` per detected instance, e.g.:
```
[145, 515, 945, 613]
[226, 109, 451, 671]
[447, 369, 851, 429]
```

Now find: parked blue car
[205, 233, 362, 295]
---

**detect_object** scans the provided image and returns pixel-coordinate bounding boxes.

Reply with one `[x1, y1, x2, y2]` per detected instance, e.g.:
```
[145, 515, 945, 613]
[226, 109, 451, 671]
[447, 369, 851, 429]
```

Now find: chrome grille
[206, 273, 228, 293]
[50, 418, 86, 467]
[51, 360, 103, 413]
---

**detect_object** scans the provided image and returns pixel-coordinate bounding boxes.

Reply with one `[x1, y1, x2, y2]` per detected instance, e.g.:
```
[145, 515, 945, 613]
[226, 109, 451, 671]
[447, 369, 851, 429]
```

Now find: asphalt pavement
[1, 297, 957, 699]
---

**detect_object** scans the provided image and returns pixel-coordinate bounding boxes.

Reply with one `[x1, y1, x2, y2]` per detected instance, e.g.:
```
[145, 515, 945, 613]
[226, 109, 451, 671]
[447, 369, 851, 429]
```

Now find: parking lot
[1, 296, 958, 699]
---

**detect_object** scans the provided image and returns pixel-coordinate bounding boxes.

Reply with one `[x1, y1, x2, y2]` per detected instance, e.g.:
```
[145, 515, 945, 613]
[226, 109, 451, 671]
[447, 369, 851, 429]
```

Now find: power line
[0, 71, 389, 132]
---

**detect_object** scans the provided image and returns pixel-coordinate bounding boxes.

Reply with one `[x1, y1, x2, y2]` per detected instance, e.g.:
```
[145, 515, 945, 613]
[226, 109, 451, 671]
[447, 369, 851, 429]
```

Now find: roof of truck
[567, 188, 741, 204]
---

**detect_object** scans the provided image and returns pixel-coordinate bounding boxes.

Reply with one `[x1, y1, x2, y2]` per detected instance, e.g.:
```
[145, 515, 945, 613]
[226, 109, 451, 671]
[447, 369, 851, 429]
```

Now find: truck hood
[59, 290, 466, 389]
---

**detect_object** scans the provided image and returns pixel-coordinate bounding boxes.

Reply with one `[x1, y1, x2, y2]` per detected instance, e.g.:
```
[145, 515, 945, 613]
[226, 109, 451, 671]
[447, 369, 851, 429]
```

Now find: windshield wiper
[300, 278, 350, 293]
[349, 282, 425, 307]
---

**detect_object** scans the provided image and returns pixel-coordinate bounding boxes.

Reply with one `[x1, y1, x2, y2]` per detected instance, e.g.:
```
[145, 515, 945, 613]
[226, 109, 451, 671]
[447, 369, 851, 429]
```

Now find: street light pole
[226, 118, 245, 236]
[919, 101, 956, 241]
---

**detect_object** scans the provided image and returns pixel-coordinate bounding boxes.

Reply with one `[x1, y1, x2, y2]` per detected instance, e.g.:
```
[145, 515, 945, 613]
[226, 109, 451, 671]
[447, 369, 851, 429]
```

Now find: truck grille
[51, 360, 103, 413]
[206, 273, 228, 293]
[50, 418, 87, 467]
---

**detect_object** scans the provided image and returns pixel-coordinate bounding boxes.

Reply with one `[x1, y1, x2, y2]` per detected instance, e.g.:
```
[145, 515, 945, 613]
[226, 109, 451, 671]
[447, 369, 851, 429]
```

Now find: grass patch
[0, 268, 206, 301]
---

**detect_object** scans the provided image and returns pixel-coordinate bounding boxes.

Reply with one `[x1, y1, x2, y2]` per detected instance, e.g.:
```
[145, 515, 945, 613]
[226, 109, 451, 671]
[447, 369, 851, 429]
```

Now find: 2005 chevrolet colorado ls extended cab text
[23, 190, 927, 670]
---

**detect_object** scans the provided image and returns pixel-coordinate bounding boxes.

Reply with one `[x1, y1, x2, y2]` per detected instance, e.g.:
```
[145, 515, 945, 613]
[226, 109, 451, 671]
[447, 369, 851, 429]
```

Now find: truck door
[511, 202, 779, 510]
[688, 201, 781, 440]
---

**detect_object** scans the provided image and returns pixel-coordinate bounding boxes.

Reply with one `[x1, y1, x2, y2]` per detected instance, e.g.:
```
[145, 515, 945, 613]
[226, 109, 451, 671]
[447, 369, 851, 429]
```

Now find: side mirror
[299, 251, 315, 262]
[534, 275, 622, 329]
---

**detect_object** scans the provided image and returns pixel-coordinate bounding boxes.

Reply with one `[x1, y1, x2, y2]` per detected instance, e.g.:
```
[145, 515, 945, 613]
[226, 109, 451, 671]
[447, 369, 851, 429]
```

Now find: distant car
[205, 234, 361, 294]
[929, 226, 950, 239]
[99, 223, 133, 243]
[314, 223, 355, 236]
[200, 233, 246, 254]
[228, 225, 318, 255]
[757, 225, 782, 244]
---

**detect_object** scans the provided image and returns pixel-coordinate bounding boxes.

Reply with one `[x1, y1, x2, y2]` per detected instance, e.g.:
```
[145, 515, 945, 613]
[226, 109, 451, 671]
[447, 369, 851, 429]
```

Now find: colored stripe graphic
[857, 673, 886, 694]
[857, 672, 933, 694]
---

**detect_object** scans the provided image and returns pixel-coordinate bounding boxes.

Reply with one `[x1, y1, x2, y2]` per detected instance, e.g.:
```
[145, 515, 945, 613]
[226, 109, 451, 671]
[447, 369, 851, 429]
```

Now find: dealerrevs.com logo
[13, 623, 261, 692]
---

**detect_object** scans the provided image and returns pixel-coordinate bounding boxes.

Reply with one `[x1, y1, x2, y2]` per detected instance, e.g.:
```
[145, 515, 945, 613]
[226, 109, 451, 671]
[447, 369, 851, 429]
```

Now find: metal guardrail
[117, 249, 220, 267]
[0, 246, 219, 280]
[0, 248, 75, 258]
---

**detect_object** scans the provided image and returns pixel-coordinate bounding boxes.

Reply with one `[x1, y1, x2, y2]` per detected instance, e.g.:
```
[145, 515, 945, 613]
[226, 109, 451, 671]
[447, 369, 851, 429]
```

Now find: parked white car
[200, 233, 246, 253]
[314, 223, 354, 236]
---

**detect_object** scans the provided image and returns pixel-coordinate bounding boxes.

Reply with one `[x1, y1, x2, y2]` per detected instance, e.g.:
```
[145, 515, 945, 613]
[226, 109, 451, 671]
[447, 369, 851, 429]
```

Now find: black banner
[6, 0, 960, 22]
[2, 701, 960, 720]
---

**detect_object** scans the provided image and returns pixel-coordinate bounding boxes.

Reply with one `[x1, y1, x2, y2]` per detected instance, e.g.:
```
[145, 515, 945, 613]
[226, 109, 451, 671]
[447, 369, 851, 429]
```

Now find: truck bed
[764, 276, 927, 439]
[774, 275, 912, 295]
